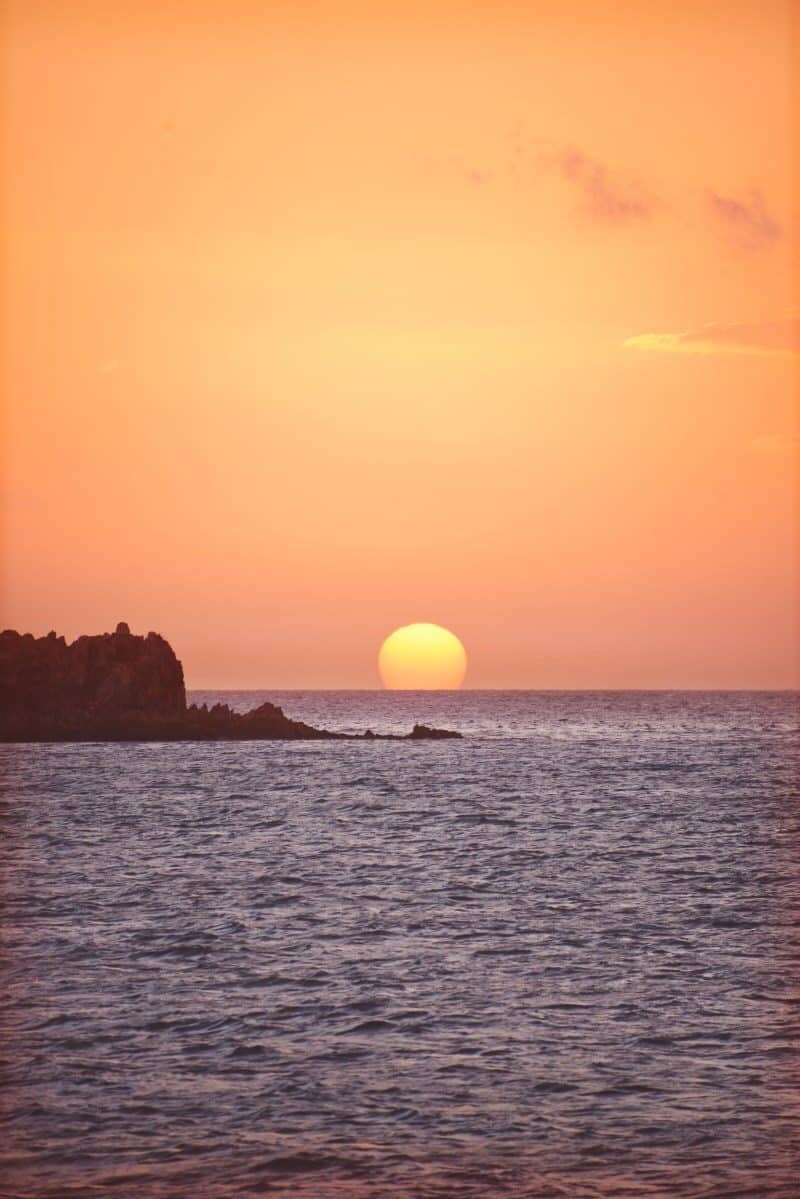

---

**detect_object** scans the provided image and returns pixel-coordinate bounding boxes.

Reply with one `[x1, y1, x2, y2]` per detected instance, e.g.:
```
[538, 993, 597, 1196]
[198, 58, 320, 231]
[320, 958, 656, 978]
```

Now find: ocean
[1, 691, 798, 1198]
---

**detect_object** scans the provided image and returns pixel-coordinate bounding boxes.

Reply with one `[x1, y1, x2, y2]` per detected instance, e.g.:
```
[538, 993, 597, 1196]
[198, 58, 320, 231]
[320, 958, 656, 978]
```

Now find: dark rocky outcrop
[0, 623, 185, 738]
[407, 723, 462, 740]
[0, 624, 462, 743]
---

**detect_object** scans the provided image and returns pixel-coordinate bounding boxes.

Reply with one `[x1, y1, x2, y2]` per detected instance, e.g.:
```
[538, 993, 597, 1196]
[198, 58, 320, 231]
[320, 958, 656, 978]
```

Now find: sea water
[1, 691, 798, 1197]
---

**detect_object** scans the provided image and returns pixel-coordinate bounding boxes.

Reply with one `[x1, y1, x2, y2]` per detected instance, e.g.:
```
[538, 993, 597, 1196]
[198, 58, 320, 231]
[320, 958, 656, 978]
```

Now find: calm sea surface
[1, 691, 798, 1198]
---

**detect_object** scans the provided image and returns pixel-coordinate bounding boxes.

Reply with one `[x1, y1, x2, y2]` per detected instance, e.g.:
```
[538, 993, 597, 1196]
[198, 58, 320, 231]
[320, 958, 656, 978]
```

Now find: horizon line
[185, 686, 800, 694]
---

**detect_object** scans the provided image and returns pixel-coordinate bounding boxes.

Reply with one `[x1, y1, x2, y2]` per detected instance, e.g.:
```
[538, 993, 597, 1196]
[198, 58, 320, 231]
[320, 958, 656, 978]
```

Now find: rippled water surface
[2, 692, 799, 1198]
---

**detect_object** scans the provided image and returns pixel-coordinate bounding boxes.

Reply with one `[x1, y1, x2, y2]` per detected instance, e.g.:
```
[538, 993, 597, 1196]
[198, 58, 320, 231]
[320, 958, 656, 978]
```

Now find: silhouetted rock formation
[407, 723, 461, 740]
[0, 625, 462, 743]
[0, 623, 185, 738]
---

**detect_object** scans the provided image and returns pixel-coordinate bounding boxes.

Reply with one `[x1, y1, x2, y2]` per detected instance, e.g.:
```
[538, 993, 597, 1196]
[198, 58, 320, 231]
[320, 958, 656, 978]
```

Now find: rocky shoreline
[0, 624, 461, 743]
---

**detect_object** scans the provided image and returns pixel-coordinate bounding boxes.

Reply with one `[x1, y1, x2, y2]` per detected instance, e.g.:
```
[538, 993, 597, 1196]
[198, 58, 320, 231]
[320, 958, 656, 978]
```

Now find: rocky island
[0, 624, 461, 742]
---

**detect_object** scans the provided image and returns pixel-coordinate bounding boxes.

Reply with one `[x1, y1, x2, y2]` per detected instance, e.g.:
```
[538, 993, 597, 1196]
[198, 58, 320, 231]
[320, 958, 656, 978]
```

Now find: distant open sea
[1, 691, 799, 1198]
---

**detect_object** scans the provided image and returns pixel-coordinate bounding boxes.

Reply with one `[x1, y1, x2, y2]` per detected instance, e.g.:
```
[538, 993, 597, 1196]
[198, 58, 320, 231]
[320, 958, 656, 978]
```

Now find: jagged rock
[408, 723, 462, 740]
[0, 626, 462, 743]
[0, 624, 185, 738]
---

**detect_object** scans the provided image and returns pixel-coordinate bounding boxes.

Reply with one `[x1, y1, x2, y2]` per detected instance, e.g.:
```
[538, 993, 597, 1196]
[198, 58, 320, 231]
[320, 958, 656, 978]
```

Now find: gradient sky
[2, 0, 798, 687]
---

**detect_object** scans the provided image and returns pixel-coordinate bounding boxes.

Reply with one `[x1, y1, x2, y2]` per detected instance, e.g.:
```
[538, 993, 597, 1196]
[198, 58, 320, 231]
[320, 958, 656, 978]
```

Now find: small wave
[230, 1043, 268, 1059]
[341, 1018, 395, 1035]
[257, 1151, 360, 1177]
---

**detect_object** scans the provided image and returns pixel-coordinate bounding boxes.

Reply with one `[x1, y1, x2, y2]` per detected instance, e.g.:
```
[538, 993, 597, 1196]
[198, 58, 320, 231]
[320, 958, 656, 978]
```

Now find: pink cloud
[707, 189, 781, 249]
[542, 145, 655, 224]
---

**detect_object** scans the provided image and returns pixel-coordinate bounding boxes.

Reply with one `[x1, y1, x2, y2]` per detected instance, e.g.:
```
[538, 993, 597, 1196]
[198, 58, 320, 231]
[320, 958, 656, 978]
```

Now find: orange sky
[2, 0, 798, 688]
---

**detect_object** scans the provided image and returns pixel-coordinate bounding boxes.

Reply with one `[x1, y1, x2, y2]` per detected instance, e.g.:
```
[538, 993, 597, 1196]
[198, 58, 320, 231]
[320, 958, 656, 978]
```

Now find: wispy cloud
[464, 165, 491, 186]
[437, 152, 493, 187]
[541, 145, 655, 225]
[623, 317, 799, 357]
[707, 189, 781, 249]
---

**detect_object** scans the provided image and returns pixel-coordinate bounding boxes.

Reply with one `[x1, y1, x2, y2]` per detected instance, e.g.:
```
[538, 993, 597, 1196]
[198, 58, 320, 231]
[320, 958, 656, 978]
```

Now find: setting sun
[378, 623, 468, 690]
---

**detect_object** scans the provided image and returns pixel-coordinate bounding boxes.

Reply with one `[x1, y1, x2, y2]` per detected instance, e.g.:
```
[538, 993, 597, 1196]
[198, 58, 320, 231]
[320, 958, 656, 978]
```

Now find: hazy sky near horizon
[2, 0, 798, 687]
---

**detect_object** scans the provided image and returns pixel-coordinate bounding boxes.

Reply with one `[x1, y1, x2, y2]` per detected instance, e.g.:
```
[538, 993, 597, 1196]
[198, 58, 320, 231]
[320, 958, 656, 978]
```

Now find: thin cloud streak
[623, 317, 799, 357]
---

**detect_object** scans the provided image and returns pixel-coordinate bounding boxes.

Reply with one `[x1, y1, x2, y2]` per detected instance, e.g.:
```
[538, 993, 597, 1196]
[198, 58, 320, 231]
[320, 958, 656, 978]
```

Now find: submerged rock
[0, 625, 462, 743]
